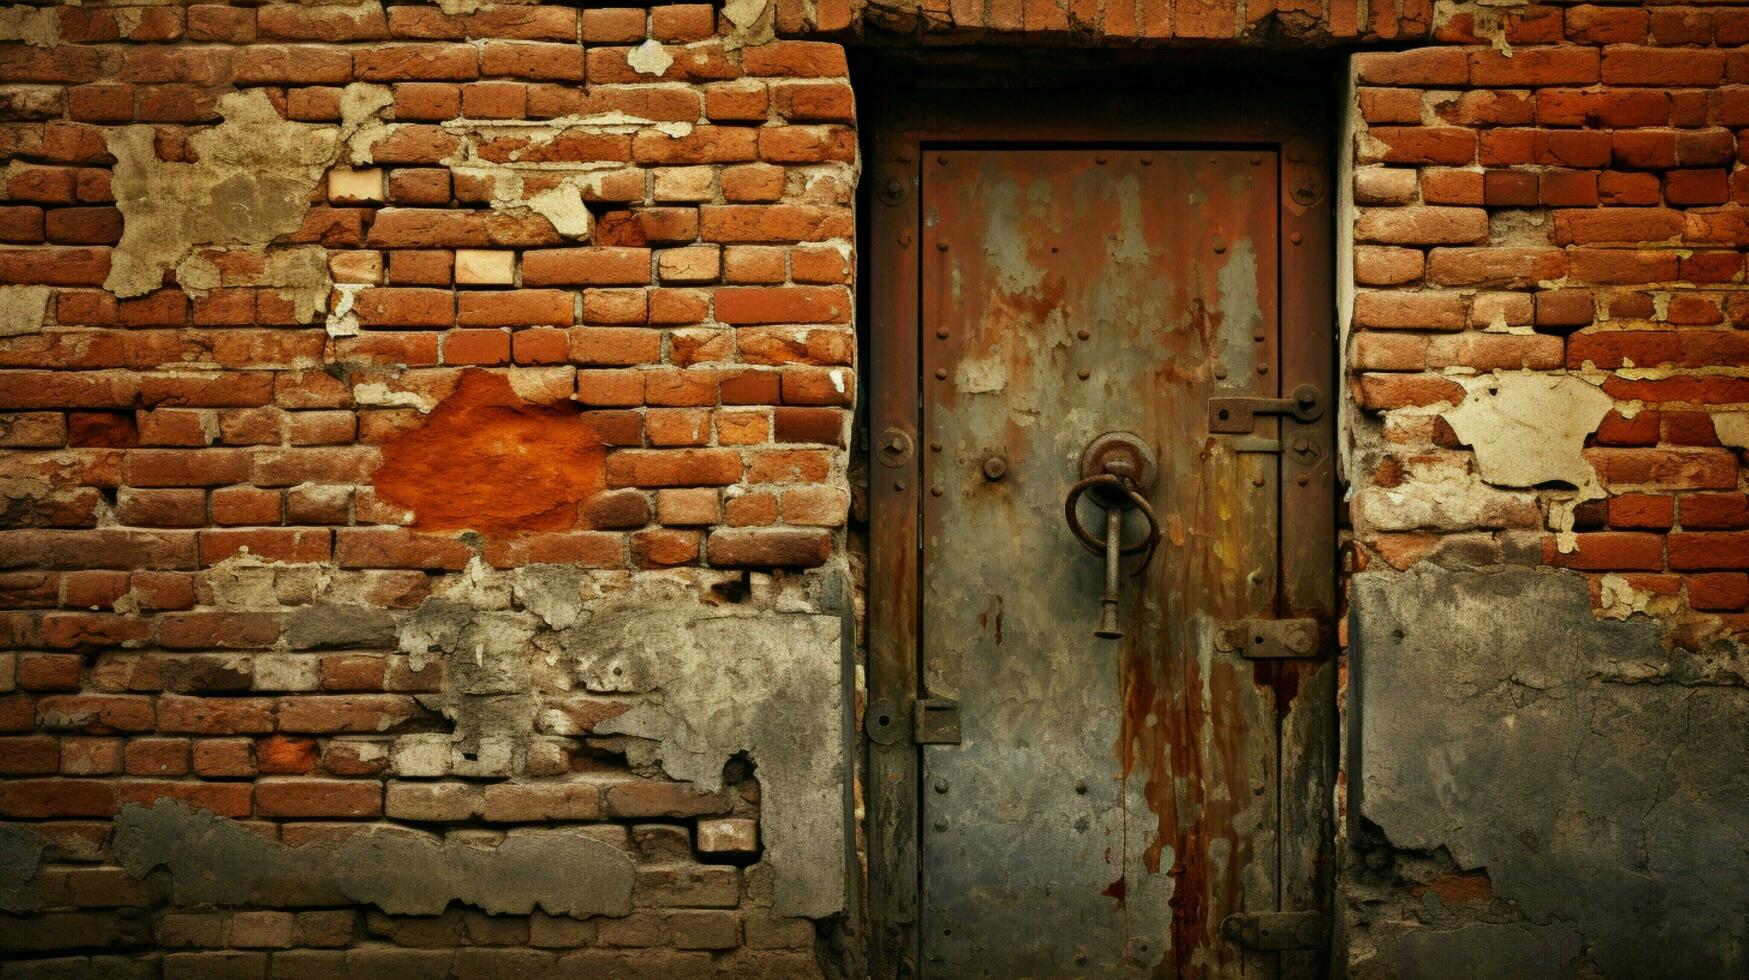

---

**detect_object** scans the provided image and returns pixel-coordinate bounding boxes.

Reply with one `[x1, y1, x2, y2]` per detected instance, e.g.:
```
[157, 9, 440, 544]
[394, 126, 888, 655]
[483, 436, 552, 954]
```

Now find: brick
[255, 777, 381, 817]
[1469, 47, 1599, 86]
[482, 782, 601, 821]
[1683, 493, 1749, 529]
[1352, 291, 1468, 331]
[1366, 127, 1477, 166]
[1669, 532, 1749, 571]
[705, 527, 830, 567]
[715, 286, 850, 325]
[1542, 532, 1664, 571]
[1355, 207, 1488, 245]
[1354, 49, 1469, 86]
[1688, 573, 1749, 611]
[386, 780, 481, 821]
[523, 248, 653, 286]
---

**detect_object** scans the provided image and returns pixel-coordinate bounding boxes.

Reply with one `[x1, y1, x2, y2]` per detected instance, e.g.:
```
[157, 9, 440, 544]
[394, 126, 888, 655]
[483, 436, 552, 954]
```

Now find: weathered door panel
[917, 149, 1285, 978]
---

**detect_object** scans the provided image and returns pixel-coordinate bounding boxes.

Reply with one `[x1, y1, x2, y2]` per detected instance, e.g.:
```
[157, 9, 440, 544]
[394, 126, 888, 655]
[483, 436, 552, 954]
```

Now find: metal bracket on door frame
[863, 696, 962, 745]
[1221, 910, 1325, 951]
[1208, 383, 1324, 435]
[1215, 618, 1321, 659]
[913, 697, 961, 744]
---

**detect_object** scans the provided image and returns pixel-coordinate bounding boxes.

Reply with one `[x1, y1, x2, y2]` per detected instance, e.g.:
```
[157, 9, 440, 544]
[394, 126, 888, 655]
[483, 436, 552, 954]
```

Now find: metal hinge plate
[913, 697, 961, 744]
[1209, 383, 1324, 435]
[1215, 618, 1320, 659]
[863, 697, 961, 745]
[1222, 910, 1325, 951]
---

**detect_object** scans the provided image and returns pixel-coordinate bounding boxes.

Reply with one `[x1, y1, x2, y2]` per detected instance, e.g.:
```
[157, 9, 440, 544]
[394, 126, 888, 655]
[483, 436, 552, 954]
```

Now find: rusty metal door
[866, 86, 1335, 980]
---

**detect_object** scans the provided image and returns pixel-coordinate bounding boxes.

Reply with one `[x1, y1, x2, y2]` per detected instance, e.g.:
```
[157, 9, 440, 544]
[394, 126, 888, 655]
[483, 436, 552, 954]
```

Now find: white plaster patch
[0, 286, 50, 337]
[1444, 374, 1612, 494]
[0, 6, 58, 47]
[1712, 413, 1749, 451]
[1445, 373, 1613, 553]
[626, 39, 674, 77]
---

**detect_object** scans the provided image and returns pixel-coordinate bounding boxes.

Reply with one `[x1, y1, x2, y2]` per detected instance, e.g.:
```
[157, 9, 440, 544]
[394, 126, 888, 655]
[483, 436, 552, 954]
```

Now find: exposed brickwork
[0, 2, 846, 974]
[1346, 5, 1749, 636]
[4, 0, 1749, 974]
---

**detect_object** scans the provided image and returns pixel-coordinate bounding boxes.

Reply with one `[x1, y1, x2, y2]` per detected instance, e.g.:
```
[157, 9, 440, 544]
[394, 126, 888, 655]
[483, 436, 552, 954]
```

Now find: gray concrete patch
[1350, 566, 1749, 977]
[113, 799, 634, 918]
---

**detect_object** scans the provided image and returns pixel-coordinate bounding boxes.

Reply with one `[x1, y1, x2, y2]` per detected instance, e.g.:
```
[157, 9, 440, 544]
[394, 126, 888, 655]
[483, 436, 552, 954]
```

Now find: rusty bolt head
[982, 456, 1007, 481]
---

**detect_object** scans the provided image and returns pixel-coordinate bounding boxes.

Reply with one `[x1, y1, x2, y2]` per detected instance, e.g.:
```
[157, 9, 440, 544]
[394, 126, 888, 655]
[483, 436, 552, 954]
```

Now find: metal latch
[913, 698, 961, 744]
[1222, 910, 1324, 951]
[1215, 618, 1320, 659]
[1209, 383, 1324, 435]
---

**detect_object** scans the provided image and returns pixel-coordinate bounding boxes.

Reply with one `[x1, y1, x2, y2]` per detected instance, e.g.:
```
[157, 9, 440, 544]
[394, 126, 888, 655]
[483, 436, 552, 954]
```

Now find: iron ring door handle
[1063, 473, 1161, 563]
[1063, 473, 1161, 639]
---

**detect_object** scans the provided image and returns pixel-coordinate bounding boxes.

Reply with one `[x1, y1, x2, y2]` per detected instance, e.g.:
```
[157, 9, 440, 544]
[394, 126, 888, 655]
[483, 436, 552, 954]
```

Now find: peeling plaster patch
[627, 39, 676, 76]
[1351, 567, 1749, 977]
[0, 285, 50, 337]
[395, 571, 847, 919]
[176, 246, 332, 324]
[1712, 412, 1749, 450]
[326, 284, 363, 337]
[0, 6, 58, 47]
[337, 83, 399, 166]
[721, 0, 775, 47]
[1596, 573, 1680, 621]
[0, 824, 45, 913]
[525, 184, 594, 239]
[571, 591, 844, 918]
[354, 382, 438, 412]
[1444, 374, 1611, 493]
[113, 800, 633, 917]
[1373, 922, 1581, 979]
[105, 91, 340, 299]
[1445, 373, 1612, 550]
[1352, 459, 1537, 532]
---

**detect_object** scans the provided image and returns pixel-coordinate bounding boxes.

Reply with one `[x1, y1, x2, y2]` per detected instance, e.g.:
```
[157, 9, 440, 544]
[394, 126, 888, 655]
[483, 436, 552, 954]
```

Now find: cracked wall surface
[2, 0, 1749, 975]
[1349, 567, 1749, 977]
[1339, 6, 1749, 976]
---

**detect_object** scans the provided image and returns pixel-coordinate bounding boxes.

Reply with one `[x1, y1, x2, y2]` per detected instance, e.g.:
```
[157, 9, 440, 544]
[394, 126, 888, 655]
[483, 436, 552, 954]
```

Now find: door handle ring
[1063, 473, 1161, 569]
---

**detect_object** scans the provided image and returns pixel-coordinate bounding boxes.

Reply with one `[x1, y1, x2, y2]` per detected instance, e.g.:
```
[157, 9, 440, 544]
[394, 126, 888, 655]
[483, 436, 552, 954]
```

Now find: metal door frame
[864, 79, 1338, 978]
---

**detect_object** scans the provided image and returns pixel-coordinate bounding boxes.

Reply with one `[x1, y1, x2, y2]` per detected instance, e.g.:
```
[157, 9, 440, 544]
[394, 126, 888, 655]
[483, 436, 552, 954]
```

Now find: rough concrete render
[0, 0, 1745, 976]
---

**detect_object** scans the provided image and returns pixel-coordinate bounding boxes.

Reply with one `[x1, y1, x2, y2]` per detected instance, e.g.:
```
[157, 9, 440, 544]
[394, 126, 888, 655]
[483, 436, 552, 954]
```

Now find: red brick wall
[1346, 7, 1749, 626]
[3, 0, 1749, 974]
[0, 3, 851, 974]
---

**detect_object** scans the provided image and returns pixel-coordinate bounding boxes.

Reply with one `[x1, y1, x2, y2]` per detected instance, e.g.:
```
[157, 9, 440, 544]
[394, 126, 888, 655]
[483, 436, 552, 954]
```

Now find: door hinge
[1215, 618, 1320, 659]
[1222, 910, 1325, 951]
[913, 697, 961, 744]
[1209, 383, 1324, 435]
[863, 697, 961, 745]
